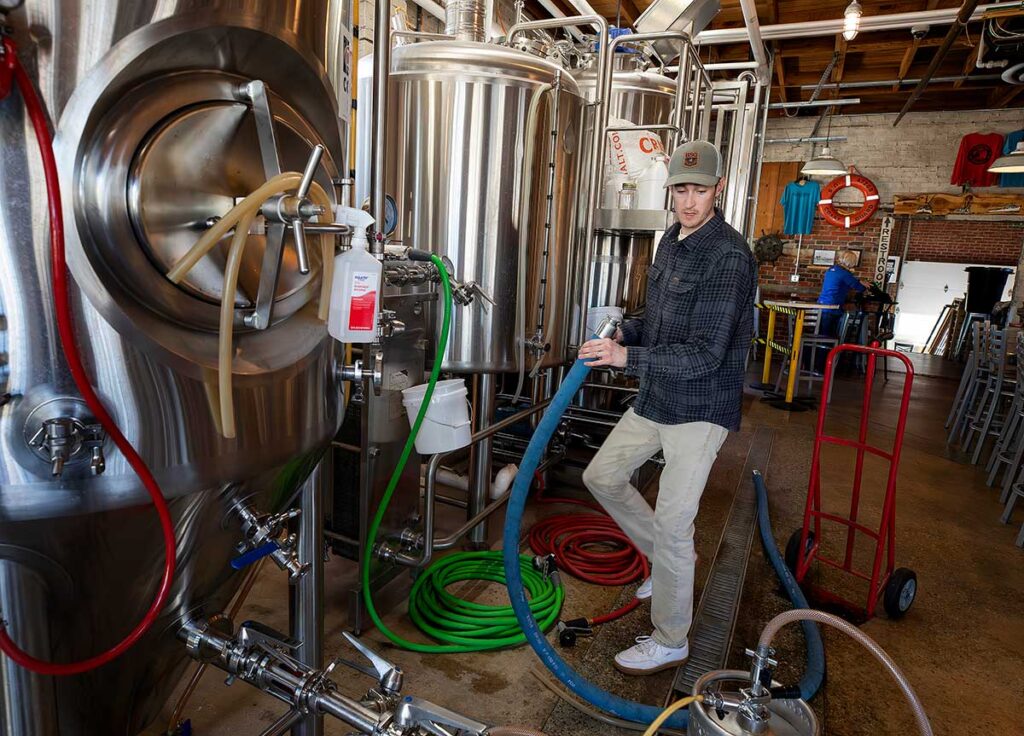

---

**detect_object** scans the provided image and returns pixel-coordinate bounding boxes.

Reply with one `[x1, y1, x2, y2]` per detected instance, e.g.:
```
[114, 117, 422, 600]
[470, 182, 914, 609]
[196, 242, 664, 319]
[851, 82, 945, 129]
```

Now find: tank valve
[230, 500, 309, 582]
[28, 416, 105, 477]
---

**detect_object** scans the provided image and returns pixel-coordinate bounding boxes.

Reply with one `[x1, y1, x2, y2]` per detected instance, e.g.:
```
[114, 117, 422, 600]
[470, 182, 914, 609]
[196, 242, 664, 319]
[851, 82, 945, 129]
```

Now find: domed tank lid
[392, 40, 581, 94]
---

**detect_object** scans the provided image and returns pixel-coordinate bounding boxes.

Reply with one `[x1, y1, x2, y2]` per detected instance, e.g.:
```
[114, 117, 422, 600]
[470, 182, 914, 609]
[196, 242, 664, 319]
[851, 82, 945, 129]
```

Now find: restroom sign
[874, 215, 894, 285]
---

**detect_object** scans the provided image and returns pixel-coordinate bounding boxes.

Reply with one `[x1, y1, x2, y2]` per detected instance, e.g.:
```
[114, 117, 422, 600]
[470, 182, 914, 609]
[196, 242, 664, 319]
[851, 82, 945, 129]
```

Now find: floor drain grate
[671, 426, 774, 697]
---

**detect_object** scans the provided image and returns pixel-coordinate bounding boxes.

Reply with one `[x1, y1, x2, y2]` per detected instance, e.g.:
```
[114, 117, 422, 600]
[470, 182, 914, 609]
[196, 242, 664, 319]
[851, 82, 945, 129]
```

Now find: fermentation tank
[0, 2, 349, 733]
[384, 39, 585, 373]
[575, 56, 676, 319]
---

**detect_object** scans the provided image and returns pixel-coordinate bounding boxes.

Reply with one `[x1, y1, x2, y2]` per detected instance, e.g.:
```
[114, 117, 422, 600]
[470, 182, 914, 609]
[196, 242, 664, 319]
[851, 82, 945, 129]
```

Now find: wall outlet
[790, 274, 800, 283]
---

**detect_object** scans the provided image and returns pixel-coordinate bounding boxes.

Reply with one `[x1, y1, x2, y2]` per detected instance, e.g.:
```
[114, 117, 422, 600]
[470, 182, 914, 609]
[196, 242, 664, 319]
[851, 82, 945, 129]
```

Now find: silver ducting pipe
[697, 1, 1018, 44]
[446, 0, 487, 42]
[738, 0, 771, 85]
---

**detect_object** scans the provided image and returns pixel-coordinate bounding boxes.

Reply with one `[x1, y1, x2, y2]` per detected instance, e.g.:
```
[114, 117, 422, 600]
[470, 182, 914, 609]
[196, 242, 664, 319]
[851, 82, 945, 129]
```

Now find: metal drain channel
[671, 426, 774, 697]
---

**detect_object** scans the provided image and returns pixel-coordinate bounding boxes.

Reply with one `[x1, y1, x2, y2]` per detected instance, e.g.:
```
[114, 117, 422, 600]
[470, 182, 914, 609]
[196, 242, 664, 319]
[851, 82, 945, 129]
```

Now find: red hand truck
[785, 342, 918, 621]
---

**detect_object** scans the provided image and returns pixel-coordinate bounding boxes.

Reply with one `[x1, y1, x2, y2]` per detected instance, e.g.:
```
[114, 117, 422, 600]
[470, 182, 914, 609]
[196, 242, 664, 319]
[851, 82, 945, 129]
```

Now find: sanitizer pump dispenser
[328, 207, 381, 343]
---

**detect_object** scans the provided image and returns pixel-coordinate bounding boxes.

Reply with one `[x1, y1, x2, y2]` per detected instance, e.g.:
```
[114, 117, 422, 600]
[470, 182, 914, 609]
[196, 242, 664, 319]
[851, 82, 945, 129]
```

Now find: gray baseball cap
[665, 140, 723, 187]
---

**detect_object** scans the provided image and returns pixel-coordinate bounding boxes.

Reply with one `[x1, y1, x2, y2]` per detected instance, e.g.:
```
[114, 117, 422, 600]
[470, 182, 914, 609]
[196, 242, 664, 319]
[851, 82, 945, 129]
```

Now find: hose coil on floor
[408, 551, 563, 651]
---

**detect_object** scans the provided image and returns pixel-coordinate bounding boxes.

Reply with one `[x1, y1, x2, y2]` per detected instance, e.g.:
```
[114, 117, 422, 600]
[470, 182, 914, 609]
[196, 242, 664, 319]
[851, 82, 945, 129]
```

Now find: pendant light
[801, 106, 848, 177]
[843, 1, 863, 42]
[989, 141, 1024, 174]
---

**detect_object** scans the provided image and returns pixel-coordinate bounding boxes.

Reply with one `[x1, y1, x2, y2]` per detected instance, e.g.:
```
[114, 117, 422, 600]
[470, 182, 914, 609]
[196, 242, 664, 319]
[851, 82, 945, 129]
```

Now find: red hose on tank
[0, 38, 176, 676]
[528, 472, 649, 627]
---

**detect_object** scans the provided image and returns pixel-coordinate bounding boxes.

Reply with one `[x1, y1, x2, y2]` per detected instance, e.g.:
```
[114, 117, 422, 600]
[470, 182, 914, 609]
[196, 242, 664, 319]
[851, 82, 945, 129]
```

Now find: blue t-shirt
[818, 265, 865, 306]
[1000, 130, 1024, 188]
[780, 180, 821, 235]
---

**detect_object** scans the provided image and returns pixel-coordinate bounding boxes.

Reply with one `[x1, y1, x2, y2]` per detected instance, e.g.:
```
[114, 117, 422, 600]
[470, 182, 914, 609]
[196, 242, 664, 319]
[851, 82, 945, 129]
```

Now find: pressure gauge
[359, 195, 399, 237]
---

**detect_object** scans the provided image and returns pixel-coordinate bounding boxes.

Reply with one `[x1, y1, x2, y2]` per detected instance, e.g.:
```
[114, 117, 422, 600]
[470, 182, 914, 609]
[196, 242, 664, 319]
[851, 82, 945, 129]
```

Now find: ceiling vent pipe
[446, 0, 487, 42]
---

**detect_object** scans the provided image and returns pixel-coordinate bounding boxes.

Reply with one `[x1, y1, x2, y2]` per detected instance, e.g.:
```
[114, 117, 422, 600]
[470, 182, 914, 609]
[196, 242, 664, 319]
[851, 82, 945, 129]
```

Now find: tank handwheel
[784, 529, 814, 575]
[883, 567, 917, 619]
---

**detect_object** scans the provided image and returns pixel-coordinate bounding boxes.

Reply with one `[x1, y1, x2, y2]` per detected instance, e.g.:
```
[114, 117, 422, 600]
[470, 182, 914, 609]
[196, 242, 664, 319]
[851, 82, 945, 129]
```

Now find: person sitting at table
[817, 249, 865, 338]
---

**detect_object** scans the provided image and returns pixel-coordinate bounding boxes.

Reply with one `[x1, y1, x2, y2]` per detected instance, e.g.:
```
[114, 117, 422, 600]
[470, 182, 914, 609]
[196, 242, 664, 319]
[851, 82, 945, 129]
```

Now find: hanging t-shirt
[999, 130, 1024, 188]
[780, 179, 821, 235]
[951, 132, 1004, 187]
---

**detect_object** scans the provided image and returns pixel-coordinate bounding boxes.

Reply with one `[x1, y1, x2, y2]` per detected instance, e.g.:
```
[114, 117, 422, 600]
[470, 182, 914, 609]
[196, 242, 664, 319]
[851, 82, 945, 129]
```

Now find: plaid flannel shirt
[619, 209, 757, 431]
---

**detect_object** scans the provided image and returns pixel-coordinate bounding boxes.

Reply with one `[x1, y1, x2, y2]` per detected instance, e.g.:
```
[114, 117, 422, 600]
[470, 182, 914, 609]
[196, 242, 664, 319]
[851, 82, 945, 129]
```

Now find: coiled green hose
[361, 254, 561, 653]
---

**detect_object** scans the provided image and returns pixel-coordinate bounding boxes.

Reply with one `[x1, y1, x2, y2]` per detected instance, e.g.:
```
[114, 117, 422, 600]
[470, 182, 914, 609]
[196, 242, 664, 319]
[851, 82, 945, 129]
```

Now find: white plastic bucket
[401, 378, 472, 455]
[587, 306, 624, 336]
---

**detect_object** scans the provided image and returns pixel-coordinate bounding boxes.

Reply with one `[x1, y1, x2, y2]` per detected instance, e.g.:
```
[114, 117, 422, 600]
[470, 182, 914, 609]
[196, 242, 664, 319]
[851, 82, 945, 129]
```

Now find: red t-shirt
[951, 132, 1005, 187]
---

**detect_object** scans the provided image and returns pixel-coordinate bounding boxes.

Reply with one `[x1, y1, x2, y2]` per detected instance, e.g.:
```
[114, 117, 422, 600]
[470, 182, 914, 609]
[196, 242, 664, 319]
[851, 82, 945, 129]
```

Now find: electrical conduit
[0, 38, 177, 675]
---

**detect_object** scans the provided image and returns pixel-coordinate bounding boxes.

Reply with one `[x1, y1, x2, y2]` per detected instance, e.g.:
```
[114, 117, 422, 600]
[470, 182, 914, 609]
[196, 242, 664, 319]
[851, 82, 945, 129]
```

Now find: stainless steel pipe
[391, 399, 554, 568]
[468, 374, 496, 546]
[290, 460, 327, 736]
[371, 0, 391, 252]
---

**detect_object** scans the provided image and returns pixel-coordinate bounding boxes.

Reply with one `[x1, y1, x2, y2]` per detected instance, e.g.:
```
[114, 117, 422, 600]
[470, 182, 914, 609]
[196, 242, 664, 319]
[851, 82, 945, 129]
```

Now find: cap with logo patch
[665, 140, 723, 187]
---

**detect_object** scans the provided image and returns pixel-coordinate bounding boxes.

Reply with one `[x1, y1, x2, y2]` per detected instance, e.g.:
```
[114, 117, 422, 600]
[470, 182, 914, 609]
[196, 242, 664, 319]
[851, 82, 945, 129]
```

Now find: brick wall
[359, 0, 445, 58]
[757, 214, 1024, 297]
[763, 109, 1024, 204]
[905, 219, 1024, 265]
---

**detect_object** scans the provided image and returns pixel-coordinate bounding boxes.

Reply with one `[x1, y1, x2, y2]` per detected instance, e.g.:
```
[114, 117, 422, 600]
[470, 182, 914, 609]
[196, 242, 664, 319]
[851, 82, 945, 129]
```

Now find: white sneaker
[613, 635, 689, 675]
[635, 576, 652, 600]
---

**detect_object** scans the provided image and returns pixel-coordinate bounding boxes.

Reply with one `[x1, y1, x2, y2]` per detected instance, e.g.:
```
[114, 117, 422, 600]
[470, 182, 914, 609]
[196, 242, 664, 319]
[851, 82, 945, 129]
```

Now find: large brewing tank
[384, 40, 584, 373]
[0, 2, 349, 733]
[573, 56, 676, 318]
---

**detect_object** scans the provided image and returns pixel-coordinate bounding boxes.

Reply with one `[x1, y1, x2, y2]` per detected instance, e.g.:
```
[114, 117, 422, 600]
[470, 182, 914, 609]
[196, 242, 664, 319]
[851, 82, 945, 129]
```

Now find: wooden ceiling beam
[954, 43, 980, 89]
[893, 37, 923, 91]
[773, 47, 788, 103]
[989, 84, 1024, 109]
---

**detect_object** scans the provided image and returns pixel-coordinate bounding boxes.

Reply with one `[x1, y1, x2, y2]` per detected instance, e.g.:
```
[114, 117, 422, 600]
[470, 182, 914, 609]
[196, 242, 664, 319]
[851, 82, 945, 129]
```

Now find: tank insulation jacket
[167, 174, 334, 438]
[0, 37, 177, 676]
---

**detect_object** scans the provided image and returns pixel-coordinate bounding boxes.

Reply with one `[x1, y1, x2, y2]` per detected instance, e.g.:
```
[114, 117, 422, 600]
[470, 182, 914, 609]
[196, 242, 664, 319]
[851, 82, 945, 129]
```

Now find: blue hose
[752, 470, 826, 700]
[502, 357, 826, 729]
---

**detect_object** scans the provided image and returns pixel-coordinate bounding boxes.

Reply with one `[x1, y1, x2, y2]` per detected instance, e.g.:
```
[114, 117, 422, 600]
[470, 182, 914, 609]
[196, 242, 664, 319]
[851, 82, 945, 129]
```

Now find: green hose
[360, 255, 561, 653]
[408, 551, 562, 650]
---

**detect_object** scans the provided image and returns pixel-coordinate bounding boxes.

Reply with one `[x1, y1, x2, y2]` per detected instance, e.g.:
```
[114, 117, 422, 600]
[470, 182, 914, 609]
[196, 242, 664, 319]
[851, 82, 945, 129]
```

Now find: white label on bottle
[348, 271, 377, 331]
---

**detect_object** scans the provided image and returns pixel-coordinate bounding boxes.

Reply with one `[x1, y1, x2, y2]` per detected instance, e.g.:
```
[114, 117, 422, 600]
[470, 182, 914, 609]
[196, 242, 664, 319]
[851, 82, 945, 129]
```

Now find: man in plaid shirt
[577, 140, 757, 675]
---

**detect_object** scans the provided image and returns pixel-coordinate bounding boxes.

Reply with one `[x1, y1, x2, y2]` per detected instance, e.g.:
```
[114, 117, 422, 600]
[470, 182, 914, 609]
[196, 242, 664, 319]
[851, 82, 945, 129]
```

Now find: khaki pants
[582, 409, 728, 648]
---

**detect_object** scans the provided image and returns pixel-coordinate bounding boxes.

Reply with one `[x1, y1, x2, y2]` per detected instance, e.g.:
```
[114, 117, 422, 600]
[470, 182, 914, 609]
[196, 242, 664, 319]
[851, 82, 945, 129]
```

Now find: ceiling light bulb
[801, 147, 849, 177]
[843, 0, 862, 42]
[989, 141, 1024, 174]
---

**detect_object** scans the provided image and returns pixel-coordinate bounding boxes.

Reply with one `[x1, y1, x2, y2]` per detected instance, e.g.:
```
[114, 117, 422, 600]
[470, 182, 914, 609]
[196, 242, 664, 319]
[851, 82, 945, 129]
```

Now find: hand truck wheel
[883, 567, 917, 619]
[785, 528, 814, 575]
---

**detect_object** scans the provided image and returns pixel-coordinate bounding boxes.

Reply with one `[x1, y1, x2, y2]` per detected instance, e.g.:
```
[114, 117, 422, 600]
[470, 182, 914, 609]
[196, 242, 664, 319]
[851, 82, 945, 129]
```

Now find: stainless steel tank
[574, 56, 675, 318]
[384, 39, 584, 373]
[0, 2, 349, 733]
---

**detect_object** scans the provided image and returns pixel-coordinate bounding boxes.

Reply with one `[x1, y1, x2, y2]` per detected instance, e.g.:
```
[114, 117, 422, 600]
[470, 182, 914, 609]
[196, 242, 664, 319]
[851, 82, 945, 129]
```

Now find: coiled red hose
[528, 473, 649, 626]
[0, 37, 177, 675]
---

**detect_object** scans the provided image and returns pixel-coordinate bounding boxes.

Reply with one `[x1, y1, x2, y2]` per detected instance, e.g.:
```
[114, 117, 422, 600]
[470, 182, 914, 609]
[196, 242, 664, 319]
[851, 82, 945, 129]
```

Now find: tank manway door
[77, 73, 338, 334]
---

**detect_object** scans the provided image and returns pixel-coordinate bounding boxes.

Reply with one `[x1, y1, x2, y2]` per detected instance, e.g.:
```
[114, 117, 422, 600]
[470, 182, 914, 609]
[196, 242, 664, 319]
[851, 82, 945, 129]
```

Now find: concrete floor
[156, 361, 1024, 735]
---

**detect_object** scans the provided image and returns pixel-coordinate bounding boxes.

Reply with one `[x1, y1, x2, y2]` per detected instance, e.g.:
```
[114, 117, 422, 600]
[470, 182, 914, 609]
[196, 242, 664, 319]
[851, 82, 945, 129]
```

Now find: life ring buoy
[817, 173, 880, 229]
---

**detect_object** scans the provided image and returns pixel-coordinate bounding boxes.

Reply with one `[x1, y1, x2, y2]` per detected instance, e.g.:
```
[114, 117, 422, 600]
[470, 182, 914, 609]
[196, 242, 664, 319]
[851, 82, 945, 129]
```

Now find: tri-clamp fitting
[230, 500, 309, 582]
[28, 416, 106, 477]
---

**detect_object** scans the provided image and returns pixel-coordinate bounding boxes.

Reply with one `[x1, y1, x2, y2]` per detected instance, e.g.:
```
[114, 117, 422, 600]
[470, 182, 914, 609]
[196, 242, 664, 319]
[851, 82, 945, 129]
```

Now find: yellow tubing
[168, 173, 336, 438]
[641, 696, 702, 736]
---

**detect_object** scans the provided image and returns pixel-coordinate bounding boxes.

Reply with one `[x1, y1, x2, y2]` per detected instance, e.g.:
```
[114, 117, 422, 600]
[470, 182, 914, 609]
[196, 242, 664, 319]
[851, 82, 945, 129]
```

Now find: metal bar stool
[773, 309, 840, 402]
[963, 325, 1015, 465]
[948, 322, 989, 446]
[1000, 470, 1024, 547]
[986, 331, 1024, 495]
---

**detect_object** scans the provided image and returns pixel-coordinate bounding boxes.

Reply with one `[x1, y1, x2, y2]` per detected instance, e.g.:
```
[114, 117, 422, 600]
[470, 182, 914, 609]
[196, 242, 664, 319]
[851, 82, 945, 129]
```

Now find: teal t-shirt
[1000, 130, 1024, 188]
[780, 180, 821, 235]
